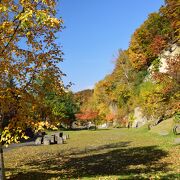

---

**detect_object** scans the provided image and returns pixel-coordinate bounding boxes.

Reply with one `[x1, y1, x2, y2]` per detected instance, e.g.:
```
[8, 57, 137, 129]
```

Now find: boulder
[98, 123, 108, 129]
[38, 132, 69, 145]
[35, 137, 42, 145]
[173, 125, 180, 135]
[43, 135, 51, 145]
[43, 138, 50, 145]
[132, 107, 147, 128]
[159, 130, 169, 136]
[174, 138, 180, 145]
[66, 134, 70, 139]
[56, 137, 63, 144]
[49, 135, 55, 144]
[159, 44, 180, 73]
[62, 135, 67, 141]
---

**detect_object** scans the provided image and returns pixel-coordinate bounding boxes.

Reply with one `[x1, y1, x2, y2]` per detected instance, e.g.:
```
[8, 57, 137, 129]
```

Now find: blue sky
[56, 0, 164, 92]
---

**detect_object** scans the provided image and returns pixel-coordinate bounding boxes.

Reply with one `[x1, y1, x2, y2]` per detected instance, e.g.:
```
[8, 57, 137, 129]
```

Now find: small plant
[128, 113, 136, 127]
[151, 57, 161, 72]
[173, 112, 180, 135]
[173, 112, 180, 124]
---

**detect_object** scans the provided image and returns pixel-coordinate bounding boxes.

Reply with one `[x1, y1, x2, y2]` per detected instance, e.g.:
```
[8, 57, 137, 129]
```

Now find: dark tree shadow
[7, 143, 172, 180]
[69, 141, 131, 155]
[158, 173, 180, 180]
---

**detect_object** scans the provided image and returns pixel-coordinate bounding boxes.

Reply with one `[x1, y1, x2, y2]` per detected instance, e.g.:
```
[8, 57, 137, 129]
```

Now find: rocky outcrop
[132, 107, 147, 128]
[145, 43, 180, 82]
[109, 102, 118, 127]
[159, 44, 180, 73]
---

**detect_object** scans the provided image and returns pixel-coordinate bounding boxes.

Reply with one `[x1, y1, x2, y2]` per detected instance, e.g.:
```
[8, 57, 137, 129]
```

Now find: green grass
[4, 128, 180, 179]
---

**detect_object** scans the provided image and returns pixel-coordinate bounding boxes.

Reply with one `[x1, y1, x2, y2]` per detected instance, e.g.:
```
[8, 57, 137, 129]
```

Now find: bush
[174, 112, 180, 124]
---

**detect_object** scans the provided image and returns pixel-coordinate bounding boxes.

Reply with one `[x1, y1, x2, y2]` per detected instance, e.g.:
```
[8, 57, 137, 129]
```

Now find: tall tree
[0, 1, 64, 178]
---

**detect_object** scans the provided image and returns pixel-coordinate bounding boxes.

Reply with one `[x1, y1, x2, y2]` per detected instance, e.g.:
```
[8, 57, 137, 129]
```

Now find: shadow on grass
[69, 141, 131, 155]
[158, 173, 180, 179]
[7, 143, 172, 180]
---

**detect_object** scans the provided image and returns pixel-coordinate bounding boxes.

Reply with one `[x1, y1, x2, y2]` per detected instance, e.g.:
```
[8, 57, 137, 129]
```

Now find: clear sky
[56, 0, 164, 92]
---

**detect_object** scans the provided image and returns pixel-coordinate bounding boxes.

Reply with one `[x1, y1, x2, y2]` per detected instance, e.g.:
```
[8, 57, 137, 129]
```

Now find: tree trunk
[0, 114, 5, 180]
[0, 144, 5, 180]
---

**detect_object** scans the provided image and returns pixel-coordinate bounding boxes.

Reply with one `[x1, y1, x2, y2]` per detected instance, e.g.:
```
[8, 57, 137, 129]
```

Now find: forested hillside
[74, 89, 94, 111]
[75, 0, 180, 128]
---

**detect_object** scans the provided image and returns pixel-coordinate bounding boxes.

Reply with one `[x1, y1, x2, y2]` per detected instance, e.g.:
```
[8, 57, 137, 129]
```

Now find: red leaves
[150, 35, 166, 56]
[166, 55, 180, 82]
[75, 110, 98, 121]
[105, 113, 116, 122]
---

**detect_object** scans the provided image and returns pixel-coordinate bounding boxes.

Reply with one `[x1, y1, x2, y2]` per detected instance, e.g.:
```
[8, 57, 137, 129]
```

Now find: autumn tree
[47, 91, 78, 129]
[0, 0, 64, 139]
[0, 0, 64, 178]
[76, 110, 99, 129]
[166, 55, 180, 83]
[92, 50, 136, 126]
[73, 89, 94, 111]
[128, 9, 173, 69]
[160, 0, 180, 43]
[93, 75, 114, 120]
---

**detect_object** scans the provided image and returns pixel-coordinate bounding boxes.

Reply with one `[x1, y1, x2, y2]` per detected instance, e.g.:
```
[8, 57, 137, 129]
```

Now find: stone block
[159, 130, 169, 136]
[62, 135, 67, 141]
[66, 134, 70, 139]
[43, 138, 50, 145]
[35, 137, 42, 145]
[174, 138, 180, 144]
[56, 137, 63, 144]
[49, 135, 55, 144]
[43, 135, 51, 145]
[173, 125, 180, 135]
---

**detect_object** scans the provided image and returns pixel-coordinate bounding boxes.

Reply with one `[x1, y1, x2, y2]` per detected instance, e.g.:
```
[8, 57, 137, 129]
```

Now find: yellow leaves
[36, 10, 50, 25]
[35, 10, 61, 28]
[0, 127, 27, 146]
[23, 135, 29, 140]
[11, 4, 18, 12]
[17, 10, 34, 29]
[0, 4, 8, 12]
[42, 0, 50, 6]
[43, 0, 56, 7]
[15, 5, 61, 30]
[34, 0, 56, 7]
[34, 121, 59, 132]
[1, 21, 12, 28]
[18, 10, 33, 21]
[26, 31, 31, 36]
[128, 48, 147, 70]
[20, 0, 26, 4]
[49, 17, 60, 27]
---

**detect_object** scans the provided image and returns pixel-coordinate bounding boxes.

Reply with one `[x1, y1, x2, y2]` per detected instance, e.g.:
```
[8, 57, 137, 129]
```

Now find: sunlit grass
[4, 128, 180, 179]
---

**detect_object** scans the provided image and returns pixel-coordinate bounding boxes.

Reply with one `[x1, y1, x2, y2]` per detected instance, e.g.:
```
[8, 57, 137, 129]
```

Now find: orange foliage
[128, 49, 148, 69]
[150, 35, 166, 55]
[105, 113, 116, 122]
[76, 110, 98, 121]
[166, 55, 180, 82]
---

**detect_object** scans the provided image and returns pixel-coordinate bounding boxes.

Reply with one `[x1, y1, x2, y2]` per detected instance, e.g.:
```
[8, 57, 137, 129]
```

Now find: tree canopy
[0, 0, 66, 145]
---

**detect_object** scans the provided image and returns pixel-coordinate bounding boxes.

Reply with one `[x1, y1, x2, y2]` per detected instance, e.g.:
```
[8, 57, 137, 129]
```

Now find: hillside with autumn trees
[75, 0, 180, 129]
[0, 0, 178, 143]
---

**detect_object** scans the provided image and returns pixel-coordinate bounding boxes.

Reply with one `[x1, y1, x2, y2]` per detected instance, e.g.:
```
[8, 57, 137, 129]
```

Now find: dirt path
[3, 141, 35, 152]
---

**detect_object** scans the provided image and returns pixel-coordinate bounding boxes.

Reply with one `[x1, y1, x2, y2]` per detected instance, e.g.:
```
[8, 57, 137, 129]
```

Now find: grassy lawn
[4, 127, 180, 180]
